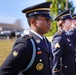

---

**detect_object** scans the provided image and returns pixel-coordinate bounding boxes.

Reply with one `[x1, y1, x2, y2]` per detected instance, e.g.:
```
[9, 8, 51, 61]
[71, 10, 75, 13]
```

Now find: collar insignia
[36, 39, 40, 43]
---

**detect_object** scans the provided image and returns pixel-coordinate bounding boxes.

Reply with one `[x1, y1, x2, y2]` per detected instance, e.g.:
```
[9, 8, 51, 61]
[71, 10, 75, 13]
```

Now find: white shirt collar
[63, 28, 69, 35]
[30, 29, 43, 39]
[71, 24, 76, 28]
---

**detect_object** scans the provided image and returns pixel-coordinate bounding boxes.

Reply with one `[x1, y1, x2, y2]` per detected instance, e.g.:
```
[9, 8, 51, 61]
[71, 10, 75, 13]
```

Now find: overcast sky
[0, 0, 76, 29]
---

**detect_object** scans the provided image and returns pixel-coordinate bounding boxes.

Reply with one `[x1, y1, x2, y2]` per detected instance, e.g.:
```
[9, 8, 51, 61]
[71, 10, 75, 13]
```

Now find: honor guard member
[72, 14, 76, 28]
[69, 14, 76, 41]
[0, 2, 53, 75]
[51, 10, 76, 75]
[68, 14, 76, 74]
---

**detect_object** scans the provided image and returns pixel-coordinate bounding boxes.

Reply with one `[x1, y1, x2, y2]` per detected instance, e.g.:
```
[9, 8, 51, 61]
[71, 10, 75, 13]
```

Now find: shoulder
[12, 35, 33, 56]
[69, 27, 76, 35]
[52, 31, 64, 50]
[53, 30, 63, 39]
[15, 35, 32, 43]
[13, 35, 33, 48]
[52, 30, 64, 44]
[69, 27, 76, 32]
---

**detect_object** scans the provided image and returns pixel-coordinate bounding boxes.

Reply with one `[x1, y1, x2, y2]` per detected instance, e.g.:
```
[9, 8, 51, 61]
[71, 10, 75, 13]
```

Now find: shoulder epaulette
[22, 35, 32, 40]
[25, 35, 32, 40]
[13, 35, 32, 48]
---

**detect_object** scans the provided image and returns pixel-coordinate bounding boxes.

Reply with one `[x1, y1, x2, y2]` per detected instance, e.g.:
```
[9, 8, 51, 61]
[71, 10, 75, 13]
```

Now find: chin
[45, 31, 49, 33]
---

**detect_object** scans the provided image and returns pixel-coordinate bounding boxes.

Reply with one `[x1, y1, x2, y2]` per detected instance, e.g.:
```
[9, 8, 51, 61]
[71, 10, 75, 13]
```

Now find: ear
[30, 18, 36, 25]
[62, 22, 65, 27]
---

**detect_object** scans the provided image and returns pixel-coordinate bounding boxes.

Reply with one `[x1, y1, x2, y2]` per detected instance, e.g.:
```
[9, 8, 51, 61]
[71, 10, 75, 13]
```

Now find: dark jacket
[52, 30, 76, 75]
[69, 27, 76, 73]
[0, 31, 52, 75]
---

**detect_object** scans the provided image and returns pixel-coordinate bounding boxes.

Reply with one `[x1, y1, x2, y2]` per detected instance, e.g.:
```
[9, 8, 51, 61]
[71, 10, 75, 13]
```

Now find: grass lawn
[0, 39, 15, 65]
[0, 36, 52, 66]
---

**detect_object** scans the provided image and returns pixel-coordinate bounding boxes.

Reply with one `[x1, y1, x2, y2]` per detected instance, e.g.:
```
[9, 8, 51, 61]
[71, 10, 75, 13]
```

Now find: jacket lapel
[29, 31, 49, 53]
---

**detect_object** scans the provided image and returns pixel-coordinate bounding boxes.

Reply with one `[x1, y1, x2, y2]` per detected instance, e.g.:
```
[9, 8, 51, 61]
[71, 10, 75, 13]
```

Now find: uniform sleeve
[0, 39, 33, 75]
[52, 34, 64, 75]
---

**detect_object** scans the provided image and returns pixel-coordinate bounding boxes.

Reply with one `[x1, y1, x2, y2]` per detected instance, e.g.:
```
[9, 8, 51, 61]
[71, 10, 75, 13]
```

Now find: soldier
[51, 10, 76, 75]
[72, 14, 76, 28]
[0, 2, 53, 75]
[68, 14, 76, 42]
[68, 14, 76, 74]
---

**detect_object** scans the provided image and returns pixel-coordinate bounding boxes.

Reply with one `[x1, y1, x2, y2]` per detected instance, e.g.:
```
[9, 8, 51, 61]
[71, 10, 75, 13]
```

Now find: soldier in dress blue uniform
[68, 14, 76, 74]
[0, 2, 53, 75]
[72, 14, 76, 27]
[69, 14, 76, 42]
[51, 10, 76, 75]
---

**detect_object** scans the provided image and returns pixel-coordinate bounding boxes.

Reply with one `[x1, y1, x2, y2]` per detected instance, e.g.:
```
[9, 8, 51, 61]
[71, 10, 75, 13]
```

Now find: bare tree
[13, 19, 22, 27]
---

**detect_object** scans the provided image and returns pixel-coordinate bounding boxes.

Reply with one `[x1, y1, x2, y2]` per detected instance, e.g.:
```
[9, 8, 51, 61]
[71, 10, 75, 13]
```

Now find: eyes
[68, 19, 72, 21]
[43, 18, 52, 22]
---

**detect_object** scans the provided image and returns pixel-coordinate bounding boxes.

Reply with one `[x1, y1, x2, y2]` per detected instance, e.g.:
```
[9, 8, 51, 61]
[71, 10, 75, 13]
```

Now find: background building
[0, 23, 24, 32]
[0, 23, 24, 39]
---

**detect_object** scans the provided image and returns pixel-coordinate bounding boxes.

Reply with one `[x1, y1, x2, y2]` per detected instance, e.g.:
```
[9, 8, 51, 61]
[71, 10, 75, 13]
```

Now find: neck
[31, 28, 44, 36]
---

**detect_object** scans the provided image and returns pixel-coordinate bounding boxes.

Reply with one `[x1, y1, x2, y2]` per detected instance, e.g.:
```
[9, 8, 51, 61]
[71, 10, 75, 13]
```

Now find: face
[72, 19, 76, 26]
[35, 15, 52, 35]
[62, 19, 72, 30]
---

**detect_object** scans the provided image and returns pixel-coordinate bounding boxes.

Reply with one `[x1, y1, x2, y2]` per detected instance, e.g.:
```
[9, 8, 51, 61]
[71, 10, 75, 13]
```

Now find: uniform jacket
[52, 30, 76, 75]
[69, 27, 76, 72]
[0, 31, 52, 75]
[69, 27, 76, 46]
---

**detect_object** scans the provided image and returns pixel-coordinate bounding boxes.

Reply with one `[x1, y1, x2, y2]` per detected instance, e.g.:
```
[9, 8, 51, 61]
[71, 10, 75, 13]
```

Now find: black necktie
[41, 38, 49, 52]
[43, 38, 48, 48]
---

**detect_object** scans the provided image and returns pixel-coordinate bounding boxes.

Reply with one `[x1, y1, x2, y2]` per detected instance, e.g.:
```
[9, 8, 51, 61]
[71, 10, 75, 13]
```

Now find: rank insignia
[13, 51, 18, 56]
[67, 38, 70, 42]
[55, 43, 60, 48]
[36, 63, 44, 70]
[36, 39, 40, 43]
